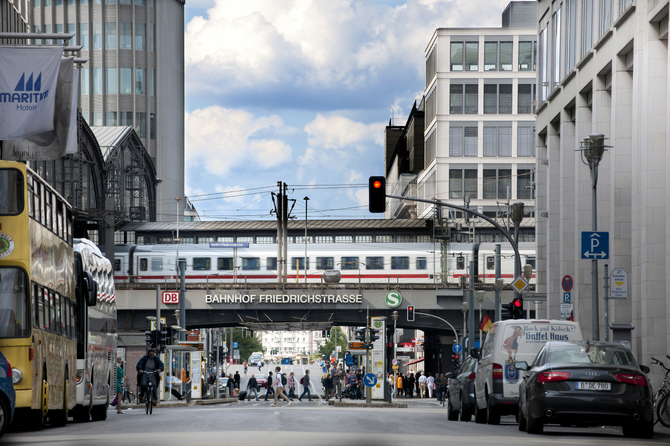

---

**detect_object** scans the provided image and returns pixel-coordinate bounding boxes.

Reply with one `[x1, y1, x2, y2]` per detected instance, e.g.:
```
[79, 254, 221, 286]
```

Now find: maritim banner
[0, 47, 63, 141]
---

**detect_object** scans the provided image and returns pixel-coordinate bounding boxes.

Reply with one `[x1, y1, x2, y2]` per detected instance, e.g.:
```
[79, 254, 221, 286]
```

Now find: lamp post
[391, 310, 399, 398]
[304, 196, 309, 284]
[175, 197, 185, 341]
[578, 134, 608, 341]
[476, 291, 485, 350]
[460, 302, 469, 349]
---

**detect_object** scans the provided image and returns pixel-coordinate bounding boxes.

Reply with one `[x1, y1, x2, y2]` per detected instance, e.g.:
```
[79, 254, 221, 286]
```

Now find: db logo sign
[162, 292, 179, 304]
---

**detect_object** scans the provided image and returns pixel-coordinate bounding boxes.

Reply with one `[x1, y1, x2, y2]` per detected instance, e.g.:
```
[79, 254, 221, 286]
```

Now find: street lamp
[391, 310, 399, 398]
[303, 196, 309, 284]
[460, 302, 469, 348]
[578, 134, 608, 341]
[476, 291, 486, 350]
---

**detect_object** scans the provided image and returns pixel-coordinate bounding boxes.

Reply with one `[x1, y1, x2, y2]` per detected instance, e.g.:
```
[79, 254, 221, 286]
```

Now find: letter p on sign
[162, 291, 179, 304]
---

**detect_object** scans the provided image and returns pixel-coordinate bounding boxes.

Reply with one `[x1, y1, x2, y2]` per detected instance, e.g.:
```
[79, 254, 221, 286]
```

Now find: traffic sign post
[452, 343, 462, 354]
[511, 276, 529, 293]
[610, 268, 628, 299]
[363, 373, 378, 388]
[560, 304, 573, 319]
[522, 293, 547, 302]
[581, 231, 609, 259]
[562, 292, 571, 304]
[562, 275, 573, 292]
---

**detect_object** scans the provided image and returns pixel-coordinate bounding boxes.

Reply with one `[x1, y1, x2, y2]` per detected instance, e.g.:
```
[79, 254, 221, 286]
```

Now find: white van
[473, 319, 583, 424]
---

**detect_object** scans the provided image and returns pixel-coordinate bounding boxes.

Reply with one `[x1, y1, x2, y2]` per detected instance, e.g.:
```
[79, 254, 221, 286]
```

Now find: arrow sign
[581, 231, 609, 259]
[363, 373, 378, 388]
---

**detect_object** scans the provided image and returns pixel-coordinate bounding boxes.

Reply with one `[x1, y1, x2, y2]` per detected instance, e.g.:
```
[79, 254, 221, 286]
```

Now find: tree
[230, 328, 264, 362]
[317, 327, 348, 359]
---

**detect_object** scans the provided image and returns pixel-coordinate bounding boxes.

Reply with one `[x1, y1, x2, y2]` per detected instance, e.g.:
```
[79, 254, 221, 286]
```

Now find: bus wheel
[30, 374, 48, 431]
[50, 375, 68, 427]
[90, 373, 109, 422]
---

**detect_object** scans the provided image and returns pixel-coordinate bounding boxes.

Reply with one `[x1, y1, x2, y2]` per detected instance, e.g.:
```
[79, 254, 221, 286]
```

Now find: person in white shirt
[271, 366, 291, 407]
[426, 374, 435, 398]
[418, 373, 428, 398]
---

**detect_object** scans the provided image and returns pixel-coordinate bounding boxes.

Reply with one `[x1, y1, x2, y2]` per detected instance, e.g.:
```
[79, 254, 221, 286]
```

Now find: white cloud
[185, 106, 293, 175]
[304, 114, 384, 151]
[184, 0, 510, 102]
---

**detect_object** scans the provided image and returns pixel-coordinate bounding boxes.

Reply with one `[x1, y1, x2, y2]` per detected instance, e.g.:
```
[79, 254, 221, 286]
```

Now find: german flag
[480, 314, 492, 332]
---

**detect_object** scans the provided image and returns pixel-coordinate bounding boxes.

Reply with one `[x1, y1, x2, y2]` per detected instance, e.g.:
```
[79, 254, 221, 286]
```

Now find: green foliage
[317, 326, 348, 359]
[230, 329, 264, 362]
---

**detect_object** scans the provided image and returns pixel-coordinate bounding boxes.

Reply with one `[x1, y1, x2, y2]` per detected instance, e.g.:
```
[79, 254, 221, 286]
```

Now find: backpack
[282, 374, 287, 386]
[300, 376, 305, 385]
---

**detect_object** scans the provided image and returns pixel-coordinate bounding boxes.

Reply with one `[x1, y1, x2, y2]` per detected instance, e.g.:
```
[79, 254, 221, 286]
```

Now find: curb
[330, 400, 407, 408]
[195, 398, 238, 406]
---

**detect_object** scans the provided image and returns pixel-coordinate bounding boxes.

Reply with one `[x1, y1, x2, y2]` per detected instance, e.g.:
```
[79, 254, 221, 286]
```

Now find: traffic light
[242, 329, 247, 338]
[451, 354, 460, 369]
[144, 330, 155, 349]
[321, 330, 327, 337]
[512, 296, 524, 319]
[355, 328, 366, 342]
[407, 305, 415, 322]
[368, 176, 386, 213]
[159, 328, 168, 350]
[502, 302, 513, 320]
[370, 327, 381, 342]
[326, 330, 331, 339]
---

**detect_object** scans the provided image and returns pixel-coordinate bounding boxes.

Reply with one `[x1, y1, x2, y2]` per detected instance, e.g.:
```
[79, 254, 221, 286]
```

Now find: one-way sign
[581, 231, 609, 259]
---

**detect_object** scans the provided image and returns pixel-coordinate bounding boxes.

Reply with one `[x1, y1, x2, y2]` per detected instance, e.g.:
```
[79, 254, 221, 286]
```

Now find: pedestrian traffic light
[370, 327, 381, 342]
[368, 176, 386, 213]
[355, 328, 366, 342]
[407, 305, 415, 322]
[145, 330, 155, 349]
[512, 296, 524, 319]
[501, 302, 513, 320]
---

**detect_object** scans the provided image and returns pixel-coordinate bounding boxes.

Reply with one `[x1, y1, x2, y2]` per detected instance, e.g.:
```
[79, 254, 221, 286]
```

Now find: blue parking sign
[563, 292, 571, 303]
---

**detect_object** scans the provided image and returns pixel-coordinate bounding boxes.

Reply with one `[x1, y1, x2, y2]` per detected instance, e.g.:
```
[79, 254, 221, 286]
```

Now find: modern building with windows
[414, 2, 538, 227]
[29, 0, 185, 222]
[534, 0, 666, 376]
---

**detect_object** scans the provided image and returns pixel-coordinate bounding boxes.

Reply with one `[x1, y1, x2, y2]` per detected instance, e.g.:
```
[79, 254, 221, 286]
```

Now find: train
[111, 241, 536, 286]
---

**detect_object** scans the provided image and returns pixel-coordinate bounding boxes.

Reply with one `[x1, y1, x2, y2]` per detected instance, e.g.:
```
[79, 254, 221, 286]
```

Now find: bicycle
[651, 356, 670, 426]
[140, 370, 160, 415]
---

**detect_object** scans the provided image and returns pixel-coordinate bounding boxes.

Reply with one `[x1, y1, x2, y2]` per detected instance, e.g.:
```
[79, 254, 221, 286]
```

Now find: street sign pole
[604, 264, 609, 342]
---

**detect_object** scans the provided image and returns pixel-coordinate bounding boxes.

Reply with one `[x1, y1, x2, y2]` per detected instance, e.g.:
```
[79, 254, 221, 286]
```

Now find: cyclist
[136, 348, 164, 406]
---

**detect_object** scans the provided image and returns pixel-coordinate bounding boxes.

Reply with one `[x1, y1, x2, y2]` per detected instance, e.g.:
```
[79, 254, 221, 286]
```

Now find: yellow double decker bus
[0, 160, 77, 429]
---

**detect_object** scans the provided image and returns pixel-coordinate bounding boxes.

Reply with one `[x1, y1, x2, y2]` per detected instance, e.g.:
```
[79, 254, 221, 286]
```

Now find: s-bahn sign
[205, 293, 363, 305]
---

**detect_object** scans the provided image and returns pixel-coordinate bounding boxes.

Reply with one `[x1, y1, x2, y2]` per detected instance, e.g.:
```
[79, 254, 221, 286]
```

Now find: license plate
[575, 381, 611, 391]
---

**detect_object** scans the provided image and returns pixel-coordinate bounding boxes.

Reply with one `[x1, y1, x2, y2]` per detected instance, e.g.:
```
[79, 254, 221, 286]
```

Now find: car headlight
[12, 368, 23, 385]
[76, 369, 84, 384]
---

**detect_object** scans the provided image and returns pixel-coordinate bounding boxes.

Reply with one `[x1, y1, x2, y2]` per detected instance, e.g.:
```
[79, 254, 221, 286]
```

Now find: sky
[182, 0, 511, 221]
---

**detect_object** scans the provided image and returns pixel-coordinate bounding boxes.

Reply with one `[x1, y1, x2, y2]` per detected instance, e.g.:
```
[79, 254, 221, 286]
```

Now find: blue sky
[182, 0, 509, 221]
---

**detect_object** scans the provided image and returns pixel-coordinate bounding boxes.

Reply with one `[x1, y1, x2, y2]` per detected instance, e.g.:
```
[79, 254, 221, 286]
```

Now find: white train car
[477, 242, 536, 284]
[113, 242, 440, 285]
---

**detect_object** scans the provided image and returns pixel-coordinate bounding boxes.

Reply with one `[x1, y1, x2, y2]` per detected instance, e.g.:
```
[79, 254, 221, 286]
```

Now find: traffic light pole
[413, 312, 460, 345]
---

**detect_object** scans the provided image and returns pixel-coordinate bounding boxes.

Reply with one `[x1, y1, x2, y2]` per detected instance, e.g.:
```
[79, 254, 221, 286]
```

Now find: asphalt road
[4, 393, 670, 446]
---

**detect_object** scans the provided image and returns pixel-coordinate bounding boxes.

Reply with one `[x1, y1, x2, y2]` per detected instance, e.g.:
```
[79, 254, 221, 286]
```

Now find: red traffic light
[514, 299, 522, 308]
[454, 355, 459, 359]
[373, 180, 382, 189]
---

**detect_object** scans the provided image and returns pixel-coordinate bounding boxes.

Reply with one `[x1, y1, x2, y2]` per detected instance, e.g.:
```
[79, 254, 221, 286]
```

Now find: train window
[292, 257, 309, 270]
[242, 258, 260, 270]
[340, 257, 359, 269]
[416, 257, 427, 269]
[139, 258, 148, 272]
[486, 256, 495, 270]
[193, 257, 211, 271]
[114, 259, 121, 271]
[391, 257, 410, 270]
[218, 257, 234, 271]
[526, 258, 536, 269]
[151, 257, 163, 271]
[456, 256, 465, 269]
[366, 257, 384, 270]
[266, 257, 277, 270]
[315, 257, 334, 270]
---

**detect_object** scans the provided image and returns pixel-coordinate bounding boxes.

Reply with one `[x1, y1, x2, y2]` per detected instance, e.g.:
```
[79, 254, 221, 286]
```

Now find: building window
[315, 257, 334, 270]
[93, 112, 102, 126]
[105, 112, 117, 125]
[135, 68, 146, 94]
[120, 22, 132, 49]
[449, 126, 477, 157]
[449, 127, 463, 156]
[120, 68, 132, 94]
[518, 84, 533, 114]
[120, 111, 133, 126]
[449, 169, 477, 199]
[375, 235, 393, 243]
[256, 236, 273, 243]
[484, 42, 497, 70]
[136, 0, 145, 4]
[553, 5, 562, 85]
[484, 84, 497, 114]
[566, 0, 577, 73]
[335, 235, 352, 243]
[498, 84, 512, 114]
[356, 235, 372, 243]
[150, 113, 156, 140]
[237, 236, 253, 242]
[217, 236, 233, 242]
[314, 236, 332, 243]
[106, 0, 116, 3]
[499, 42, 513, 70]
[464, 127, 477, 156]
[93, 67, 102, 94]
[135, 23, 146, 50]
[79, 23, 89, 50]
[540, 26, 548, 101]
[93, 22, 102, 49]
[366, 257, 384, 269]
[582, 0, 593, 56]
[450, 42, 464, 71]
[483, 127, 497, 157]
[517, 169, 534, 199]
[483, 169, 512, 199]
[517, 126, 536, 157]
[151, 69, 156, 96]
[80, 68, 89, 95]
[518, 41, 534, 71]
[197, 237, 213, 244]
[44, 25, 52, 44]
[150, 24, 155, 51]
[497, 127, 512, 156]
[105, 67, 117, 93]
[464, 84, 478, 114]
[417, 235, 431, 243]
[67, 23, 75, 45]
[136, 112, 146, 138]
[120, 0, 131, 3]
[450, 84, 463, 114]
[105, 22, 116, 49]
[465, 42, 478, 71]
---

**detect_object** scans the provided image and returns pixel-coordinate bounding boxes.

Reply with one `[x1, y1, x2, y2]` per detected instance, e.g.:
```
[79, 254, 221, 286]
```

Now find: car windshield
[547, 344, 637, 366]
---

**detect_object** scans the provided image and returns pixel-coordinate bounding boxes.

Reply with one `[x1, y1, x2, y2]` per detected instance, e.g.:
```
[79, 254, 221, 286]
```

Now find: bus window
[0, 168, 24, 215]
[193, 257, 211, 271]
[28, 177, 34, 218]
[151, 257, 163, 271]
[0, 268, 29, 337]
[39, 287, 45, 330]
[45, 192, 52, 231]
[54, 294, 61, 335]
[56, 201, 64, 239]
[32, 283, 39, 327]
[60, 296, 67, 335]
[139, 258, 148, 272]
[49, 291, 55, 333]
[66, 209, 73, 244]
[35, 182, 43, 223]
[69, 300, 75, 338]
